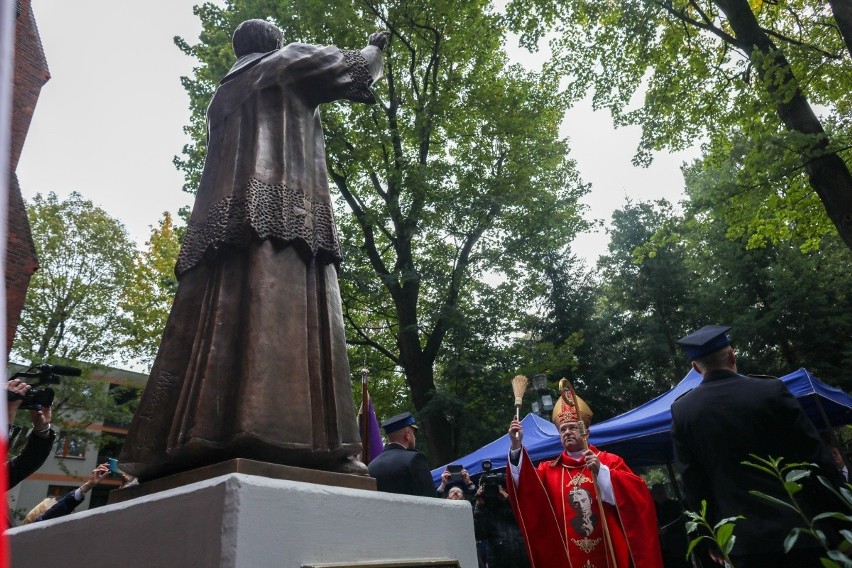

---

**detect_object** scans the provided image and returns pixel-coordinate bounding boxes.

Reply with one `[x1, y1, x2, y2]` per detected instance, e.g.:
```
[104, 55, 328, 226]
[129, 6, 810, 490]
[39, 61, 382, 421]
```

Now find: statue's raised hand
[369, 31, 389, 51]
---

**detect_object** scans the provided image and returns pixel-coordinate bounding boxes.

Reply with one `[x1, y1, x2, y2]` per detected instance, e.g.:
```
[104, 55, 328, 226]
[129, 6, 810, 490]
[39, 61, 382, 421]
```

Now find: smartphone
[107, 457, 120, 473]
[447, 464, 464, 483]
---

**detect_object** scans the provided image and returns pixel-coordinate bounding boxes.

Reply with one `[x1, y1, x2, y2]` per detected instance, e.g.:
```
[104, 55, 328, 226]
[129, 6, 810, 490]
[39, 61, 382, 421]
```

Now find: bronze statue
[119, 19, 388, 480]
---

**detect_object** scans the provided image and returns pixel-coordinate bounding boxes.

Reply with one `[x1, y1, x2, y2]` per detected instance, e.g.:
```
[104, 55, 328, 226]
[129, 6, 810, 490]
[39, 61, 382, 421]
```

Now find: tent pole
[812, 393, 833, 434]
[666, 461, 683, 502]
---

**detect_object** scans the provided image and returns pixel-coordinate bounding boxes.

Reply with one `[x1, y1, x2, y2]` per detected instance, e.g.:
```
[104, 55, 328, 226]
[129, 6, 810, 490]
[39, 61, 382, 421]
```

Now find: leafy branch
[684, 499, 742, 567]
[743, 454, 852, 567]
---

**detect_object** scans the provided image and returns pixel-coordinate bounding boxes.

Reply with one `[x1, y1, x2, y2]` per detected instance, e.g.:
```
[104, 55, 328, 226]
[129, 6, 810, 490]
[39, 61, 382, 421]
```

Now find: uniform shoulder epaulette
[672, 390, 694, 403]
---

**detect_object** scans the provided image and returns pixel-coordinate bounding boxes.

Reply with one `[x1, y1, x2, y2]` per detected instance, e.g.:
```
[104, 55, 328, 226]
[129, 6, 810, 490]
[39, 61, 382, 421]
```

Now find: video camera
[479, 459, 506, 499]
[8, 364, 82, 410]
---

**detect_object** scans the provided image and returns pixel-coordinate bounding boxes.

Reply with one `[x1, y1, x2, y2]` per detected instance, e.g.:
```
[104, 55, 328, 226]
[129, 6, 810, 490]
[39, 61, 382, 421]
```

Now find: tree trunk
[714, 0, 852, 251]
[406, 362, 455, 467]
[396, 332, 455, 466]
[393, 277, 455, 466]
[830, 0, 852, 60]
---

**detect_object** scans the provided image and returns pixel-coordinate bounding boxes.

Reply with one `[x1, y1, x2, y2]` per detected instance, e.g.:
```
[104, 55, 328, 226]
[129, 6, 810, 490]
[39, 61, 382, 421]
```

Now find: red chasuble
[508, 446, 663, 568]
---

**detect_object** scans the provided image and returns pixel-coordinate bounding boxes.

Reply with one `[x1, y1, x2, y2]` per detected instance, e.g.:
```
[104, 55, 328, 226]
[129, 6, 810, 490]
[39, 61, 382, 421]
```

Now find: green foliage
[14, 192, 137, 365]
[742, 455, 852, 567]
[684, 499, 742, 566]
[121, 212, 183, 367]
[680, 162, 852, 388]
[685, 130, 837, 253]
[533, 189, 852, 422]
[531, 202, 700, 419]
[505, 0, 852, 250]
[11, 193, 143, 460]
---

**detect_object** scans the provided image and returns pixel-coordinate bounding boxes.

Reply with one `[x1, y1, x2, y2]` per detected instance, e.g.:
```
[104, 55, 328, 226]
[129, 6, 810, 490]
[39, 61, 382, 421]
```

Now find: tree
[681, 156, 852, 389]
[11, 192, 141, 455]
[176, 0, 589, 464]
[506, 0, 852, 252]
[121, 212, 182, 368]
[14, 192, 137, 365]
[559, 200, 700, 415]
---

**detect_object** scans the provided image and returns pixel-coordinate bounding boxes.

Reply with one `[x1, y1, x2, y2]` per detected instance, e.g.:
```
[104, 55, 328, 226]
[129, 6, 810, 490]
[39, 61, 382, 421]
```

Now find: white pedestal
[7, 474, 478, 568]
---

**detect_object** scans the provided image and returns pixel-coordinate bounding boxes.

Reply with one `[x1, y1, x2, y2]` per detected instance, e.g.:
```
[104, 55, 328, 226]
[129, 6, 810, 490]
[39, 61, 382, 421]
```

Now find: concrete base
[7, 473, 478, 568]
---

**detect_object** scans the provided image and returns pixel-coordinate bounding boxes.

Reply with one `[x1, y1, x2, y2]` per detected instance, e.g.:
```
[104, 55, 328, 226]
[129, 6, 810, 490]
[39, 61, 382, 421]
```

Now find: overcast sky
[17, 0, 697, 265]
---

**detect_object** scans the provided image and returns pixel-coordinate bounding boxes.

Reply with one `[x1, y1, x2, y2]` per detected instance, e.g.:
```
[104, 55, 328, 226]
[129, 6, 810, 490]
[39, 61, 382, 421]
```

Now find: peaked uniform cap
[381, 411, 418, 435]
[676, 325, 732, 359]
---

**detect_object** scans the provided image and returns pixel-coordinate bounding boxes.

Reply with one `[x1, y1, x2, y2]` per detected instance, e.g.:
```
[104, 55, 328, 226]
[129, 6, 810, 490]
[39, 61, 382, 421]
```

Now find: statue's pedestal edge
[108, 457, 377, 503]
[8, 472, 477, 568]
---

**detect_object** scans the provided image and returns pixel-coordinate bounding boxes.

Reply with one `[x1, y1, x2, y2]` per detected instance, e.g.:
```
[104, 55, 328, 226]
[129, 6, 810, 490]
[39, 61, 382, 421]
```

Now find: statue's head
[232, 19, 283, 57]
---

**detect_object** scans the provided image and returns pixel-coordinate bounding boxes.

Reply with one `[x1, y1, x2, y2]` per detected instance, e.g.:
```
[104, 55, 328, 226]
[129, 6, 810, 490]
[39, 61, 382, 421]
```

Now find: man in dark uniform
[671, 325, 843, 568]
[367, 412, 435, 497]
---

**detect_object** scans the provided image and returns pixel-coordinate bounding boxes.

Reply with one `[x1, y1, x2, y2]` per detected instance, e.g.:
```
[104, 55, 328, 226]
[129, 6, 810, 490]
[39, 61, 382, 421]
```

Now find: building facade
[6, 364, 147, 522]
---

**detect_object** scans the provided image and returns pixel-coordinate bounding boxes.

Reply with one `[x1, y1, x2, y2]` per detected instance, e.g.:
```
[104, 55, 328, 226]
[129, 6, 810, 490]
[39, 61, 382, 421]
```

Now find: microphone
[40, 364, 82, 376]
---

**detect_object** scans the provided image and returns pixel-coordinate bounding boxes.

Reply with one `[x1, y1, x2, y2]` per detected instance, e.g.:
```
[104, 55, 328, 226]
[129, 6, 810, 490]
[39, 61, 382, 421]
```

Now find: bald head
[388, 425, 416, 450]
[692, 345, 736, 374]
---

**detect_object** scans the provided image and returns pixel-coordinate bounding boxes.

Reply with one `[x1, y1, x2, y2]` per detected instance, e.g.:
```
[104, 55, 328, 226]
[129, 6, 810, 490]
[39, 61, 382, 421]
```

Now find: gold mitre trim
[551, 379, 593, 427]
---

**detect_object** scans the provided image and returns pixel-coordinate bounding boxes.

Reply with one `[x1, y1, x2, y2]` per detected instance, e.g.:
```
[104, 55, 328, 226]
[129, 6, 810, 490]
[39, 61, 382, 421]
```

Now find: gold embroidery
[569, 472, 592, 487]
[571, 537, 601, 554]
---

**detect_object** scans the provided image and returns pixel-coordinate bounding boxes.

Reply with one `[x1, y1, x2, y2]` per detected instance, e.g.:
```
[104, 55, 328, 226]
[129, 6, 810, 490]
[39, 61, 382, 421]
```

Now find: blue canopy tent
[432, 367, 852, 482]
[590, 367, 852, 465]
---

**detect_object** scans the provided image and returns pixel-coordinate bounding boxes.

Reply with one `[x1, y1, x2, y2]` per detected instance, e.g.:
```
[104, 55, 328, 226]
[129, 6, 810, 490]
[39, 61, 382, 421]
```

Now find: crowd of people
[366, 325, 850, 568]
[5, 378, 135, 527]
[6, 10, 848, 566]
[7, 323, 851, 568]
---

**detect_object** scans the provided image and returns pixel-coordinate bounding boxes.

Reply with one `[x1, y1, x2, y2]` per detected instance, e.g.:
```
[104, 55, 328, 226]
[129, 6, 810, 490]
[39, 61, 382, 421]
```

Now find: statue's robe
[508, 446, 664, 568]
[120, 42, 383, 480]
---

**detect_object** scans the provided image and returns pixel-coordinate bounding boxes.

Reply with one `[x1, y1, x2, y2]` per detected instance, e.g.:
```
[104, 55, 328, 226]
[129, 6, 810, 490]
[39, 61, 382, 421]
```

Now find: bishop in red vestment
[507, 382, 663, 568]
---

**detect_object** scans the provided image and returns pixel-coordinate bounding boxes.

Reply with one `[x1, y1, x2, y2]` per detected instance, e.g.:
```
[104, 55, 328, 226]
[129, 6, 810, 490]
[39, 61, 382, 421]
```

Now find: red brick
[7, 0, 45, 353]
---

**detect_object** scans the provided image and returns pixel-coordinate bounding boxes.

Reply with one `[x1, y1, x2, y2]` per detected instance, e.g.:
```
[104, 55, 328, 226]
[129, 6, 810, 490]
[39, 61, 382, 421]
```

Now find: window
[54, 434, 87, 458]
[46, 485, 75, 499]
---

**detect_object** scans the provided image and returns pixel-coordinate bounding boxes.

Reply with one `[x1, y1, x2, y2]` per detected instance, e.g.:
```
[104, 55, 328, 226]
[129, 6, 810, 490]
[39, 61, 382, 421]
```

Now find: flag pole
[360, 368, 370, 465]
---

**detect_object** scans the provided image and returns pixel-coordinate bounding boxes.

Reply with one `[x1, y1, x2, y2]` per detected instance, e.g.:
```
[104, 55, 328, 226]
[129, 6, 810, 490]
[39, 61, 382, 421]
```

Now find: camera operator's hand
[498, 485, 509, 500]
[436, 468, 451, 493]
[6, 379, 30, 423]
[475, 484, 485, 507]
[462, 468, 472, 486]
[508, 418, 523, 451]
[30, 405, 52, 438]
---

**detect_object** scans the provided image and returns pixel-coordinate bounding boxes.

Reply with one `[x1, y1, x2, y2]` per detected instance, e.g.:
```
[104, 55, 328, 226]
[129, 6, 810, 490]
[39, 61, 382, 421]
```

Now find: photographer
[6, 378, 56, 490]
[23, 462, 110, 524]
[435, 466, 476, 498]
[473, 460, 530, 568]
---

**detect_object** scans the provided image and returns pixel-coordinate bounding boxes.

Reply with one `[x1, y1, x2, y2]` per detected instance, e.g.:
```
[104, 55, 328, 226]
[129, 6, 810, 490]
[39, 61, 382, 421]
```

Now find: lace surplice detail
[177, 178, 341, 276]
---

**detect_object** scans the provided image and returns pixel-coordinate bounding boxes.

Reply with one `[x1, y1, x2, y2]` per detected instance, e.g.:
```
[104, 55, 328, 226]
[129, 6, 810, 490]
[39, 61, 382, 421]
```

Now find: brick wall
[6, 174, 38, 353]
[10, 0, 49, 171]
[7, 0, 46, 354]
